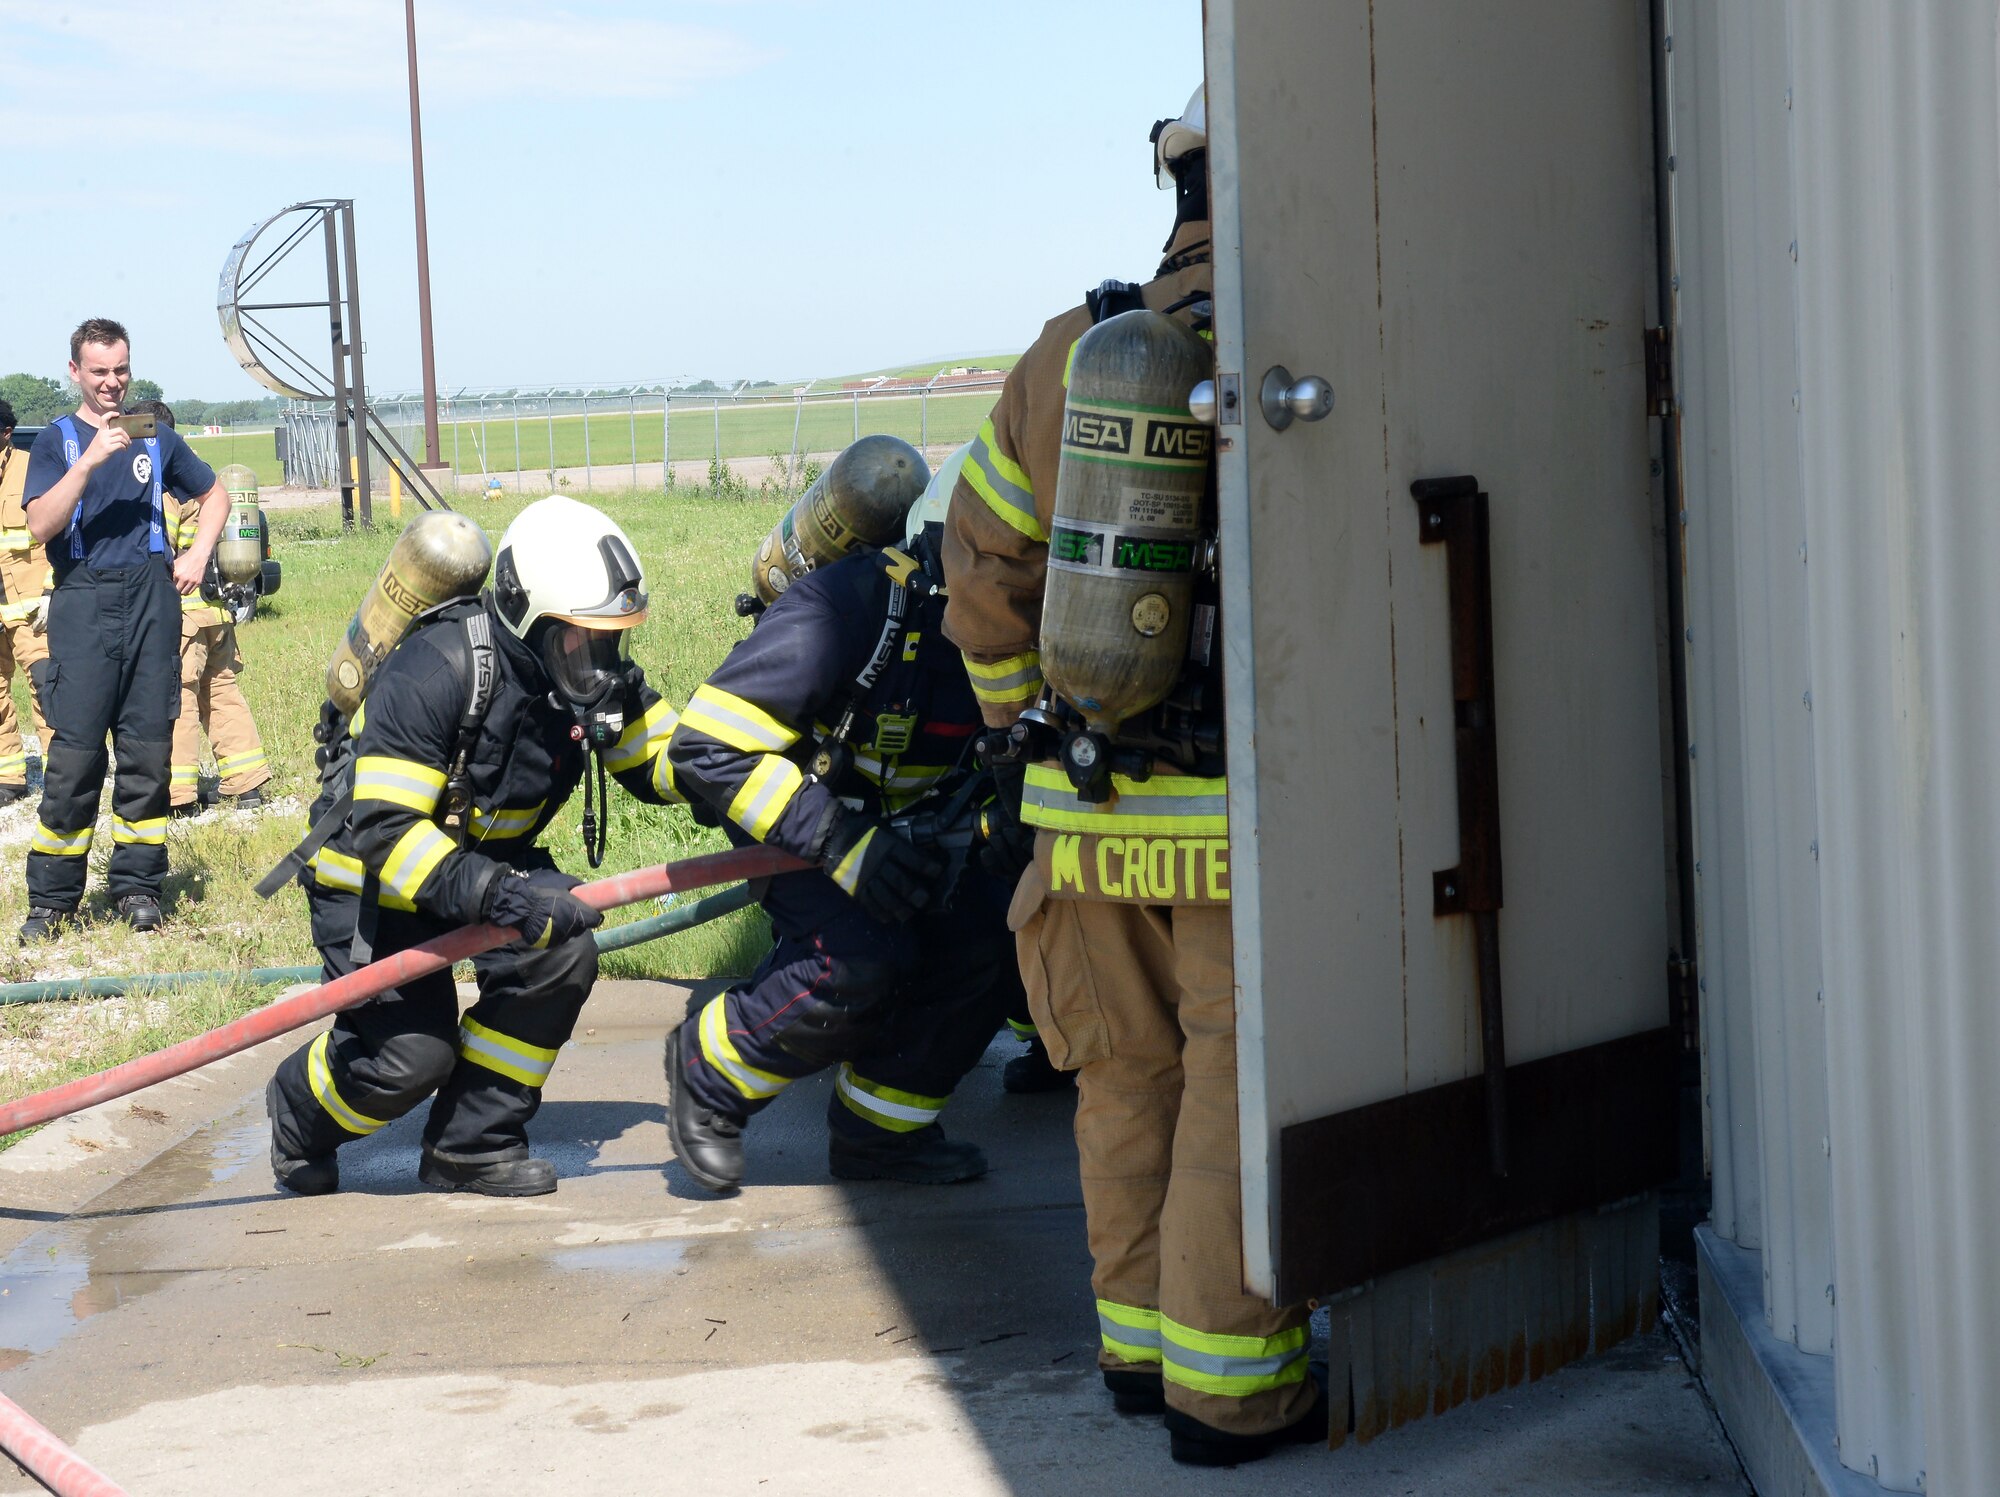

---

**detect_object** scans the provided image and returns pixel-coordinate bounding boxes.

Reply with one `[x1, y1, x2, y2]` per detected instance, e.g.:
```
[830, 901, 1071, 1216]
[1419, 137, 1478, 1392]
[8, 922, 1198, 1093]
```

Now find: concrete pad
[1, 980, 1749, 1495]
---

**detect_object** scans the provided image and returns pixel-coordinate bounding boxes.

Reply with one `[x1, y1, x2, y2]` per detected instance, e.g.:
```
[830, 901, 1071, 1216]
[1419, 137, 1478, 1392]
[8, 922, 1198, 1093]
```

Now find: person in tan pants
[940, 90, 1324, 1467]
[138, 404, 270, 815]
[0, 401, 53, 806]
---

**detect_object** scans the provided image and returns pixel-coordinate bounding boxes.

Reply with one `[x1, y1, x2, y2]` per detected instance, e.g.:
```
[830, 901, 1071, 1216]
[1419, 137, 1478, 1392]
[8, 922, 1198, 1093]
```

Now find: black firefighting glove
[484, 868, 603, 948]
[978, 759, 1035, 882]
[819, 812, 945, 925]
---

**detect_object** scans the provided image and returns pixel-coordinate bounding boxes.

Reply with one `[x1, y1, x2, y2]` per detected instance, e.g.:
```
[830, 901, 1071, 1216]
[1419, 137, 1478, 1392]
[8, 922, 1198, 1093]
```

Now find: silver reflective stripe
[1161, 1341, 1304, 1381]
[1099, 1311, 1163, 1351]
[1023, 781, 1229, 821]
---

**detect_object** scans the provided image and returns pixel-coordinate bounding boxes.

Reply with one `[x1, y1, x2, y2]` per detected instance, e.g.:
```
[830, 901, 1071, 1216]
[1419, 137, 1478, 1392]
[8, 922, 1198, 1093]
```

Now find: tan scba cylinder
[1042, 309, 1214, 738]
[750, 435, 930, 604]
[325, 511, 493, 717]
[215, 500, 267, 584]
[218, 463, 259, 501]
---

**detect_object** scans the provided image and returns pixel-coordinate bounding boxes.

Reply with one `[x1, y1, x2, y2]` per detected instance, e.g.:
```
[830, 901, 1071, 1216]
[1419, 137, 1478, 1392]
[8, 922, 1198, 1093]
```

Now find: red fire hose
[0, 846, 804, 1141]
[0, 1391, 128, 1497]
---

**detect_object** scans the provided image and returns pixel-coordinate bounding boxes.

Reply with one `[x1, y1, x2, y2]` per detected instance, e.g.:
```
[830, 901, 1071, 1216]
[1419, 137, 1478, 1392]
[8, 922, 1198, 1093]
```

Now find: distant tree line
[0, 372, 287, 429]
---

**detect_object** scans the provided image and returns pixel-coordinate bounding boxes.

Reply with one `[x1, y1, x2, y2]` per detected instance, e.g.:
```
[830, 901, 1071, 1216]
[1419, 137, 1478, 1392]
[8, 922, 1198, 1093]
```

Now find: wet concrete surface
[0, 980, 1749, 1495]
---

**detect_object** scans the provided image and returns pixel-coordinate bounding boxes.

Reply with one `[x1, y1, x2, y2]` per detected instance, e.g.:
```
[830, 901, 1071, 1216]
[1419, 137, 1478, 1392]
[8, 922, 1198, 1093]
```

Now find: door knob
[1259, 366, 1335, 430]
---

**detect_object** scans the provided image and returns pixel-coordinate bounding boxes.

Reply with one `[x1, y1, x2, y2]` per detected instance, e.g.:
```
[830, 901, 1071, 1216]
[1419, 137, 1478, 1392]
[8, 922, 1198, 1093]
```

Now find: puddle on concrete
[0, 1238, 187, 1359]
[550, 1239, 691, 1275]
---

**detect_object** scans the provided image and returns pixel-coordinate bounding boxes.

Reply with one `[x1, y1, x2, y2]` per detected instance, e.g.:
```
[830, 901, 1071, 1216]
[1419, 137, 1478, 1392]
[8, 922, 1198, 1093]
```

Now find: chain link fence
[276, 376, 1006, 496]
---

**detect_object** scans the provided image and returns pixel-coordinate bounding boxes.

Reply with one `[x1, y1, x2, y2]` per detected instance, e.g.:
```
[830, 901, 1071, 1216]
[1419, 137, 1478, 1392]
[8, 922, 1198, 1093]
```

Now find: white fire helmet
[905, 442, 969, 545]
[492, 495, 648, 705]
[1152, 85, 1207, 189]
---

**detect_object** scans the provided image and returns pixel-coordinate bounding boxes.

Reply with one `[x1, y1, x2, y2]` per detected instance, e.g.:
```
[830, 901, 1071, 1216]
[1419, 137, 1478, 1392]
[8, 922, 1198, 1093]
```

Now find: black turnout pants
[27, 562, 181, 910]
[269, 875, 598, 1166]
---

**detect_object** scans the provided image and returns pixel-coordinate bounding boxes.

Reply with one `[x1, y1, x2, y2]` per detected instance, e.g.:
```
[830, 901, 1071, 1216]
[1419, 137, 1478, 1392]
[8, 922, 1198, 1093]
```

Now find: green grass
[0, 487, 791, 1119]
[184, 388, 1001, 490]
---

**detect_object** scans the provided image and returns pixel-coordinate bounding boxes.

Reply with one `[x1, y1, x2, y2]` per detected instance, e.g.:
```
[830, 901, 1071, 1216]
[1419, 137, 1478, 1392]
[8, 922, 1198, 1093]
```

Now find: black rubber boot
[827, 1122, 988, 1184]
[1002, 1035, 1074, 1094]
[1166, 1362, 1330, 1467]
[663, 1028, 745, 1193]
[17, 905, 70, 945]
[1104, 1368, 1167, 1415]
[418, 1148, 557, 1197]
[116, 893, 163, 933]
[0, 784, 30, 809]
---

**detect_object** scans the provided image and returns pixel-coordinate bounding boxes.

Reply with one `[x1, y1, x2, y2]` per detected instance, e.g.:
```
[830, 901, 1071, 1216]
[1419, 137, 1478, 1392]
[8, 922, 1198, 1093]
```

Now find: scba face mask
[540, 621, 636, 717]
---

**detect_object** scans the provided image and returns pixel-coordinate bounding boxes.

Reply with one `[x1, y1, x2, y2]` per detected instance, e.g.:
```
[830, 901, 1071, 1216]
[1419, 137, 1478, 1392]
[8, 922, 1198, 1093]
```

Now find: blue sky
[0, 1, 1203, 400]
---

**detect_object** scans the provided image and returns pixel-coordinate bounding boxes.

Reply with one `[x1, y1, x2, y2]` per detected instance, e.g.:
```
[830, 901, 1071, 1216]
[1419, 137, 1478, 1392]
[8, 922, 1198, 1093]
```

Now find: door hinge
[1645, 325, 1675, 418]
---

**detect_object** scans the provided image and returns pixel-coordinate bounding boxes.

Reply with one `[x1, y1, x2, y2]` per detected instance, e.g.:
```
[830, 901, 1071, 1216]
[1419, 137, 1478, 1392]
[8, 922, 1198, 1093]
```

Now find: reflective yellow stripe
[354, 755, 446, 814]
[1098, 1299, 1164, 1366]
[1006, 1018, 1037, 1038]
[308, 1031, 389, 1136]
[30, 823, 92, 857]
[697, 995, 790, 1100]
[111, 816, 168, 846]
[833, 1064, 946, 1134]
[170, 764, 200, 786]
[378, 822, 454, 908]
[457, 1015, 560, 1088]
[829, 826, 875, 895]
[1022, 764, 1228, 835]
[0, 751, 27, 777]
[680, 685, 800, 754]
[650, 748, 684, 804]
[602, 698, 678, 774]
[180, 597, 229, 625]
[963, 421, 1045, 542]
[470, 801, 544, 842]
[728, 754, 805, 841]
[963, 649, 1043, 704]
[1160, 1316, 1308, 1398]
[311, 848, 367, 894]
[0, 526, 34, 552]
[0, 599, 38, 625]
[217, 749, 267, 777]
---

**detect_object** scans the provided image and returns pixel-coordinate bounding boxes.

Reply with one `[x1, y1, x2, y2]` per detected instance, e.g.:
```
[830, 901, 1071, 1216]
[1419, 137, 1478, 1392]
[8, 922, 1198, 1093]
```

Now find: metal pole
[339, 202, 373, 527]
[853, 388, 860, 442]
[662, 390, 672, 490]
[792, 395, 803, 476]
[712, 396, 721, 473]
[320, 209, 356, 530]
[404, 0, 444, 470]
[583, 392, 593, 491]
[629, 393, 637, 488]
[512, 400, 521, 485]
[547, 401, 556, 485]
[921, 388, 928, 452]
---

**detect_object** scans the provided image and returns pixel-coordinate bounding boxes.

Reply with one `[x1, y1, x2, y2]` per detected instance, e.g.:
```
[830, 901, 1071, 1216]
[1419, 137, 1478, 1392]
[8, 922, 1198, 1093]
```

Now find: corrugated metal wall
[1667, 3, 2000, 1492]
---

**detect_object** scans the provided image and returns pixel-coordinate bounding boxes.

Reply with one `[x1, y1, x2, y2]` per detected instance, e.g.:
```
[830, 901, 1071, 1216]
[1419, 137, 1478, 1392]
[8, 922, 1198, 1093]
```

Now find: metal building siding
[1673, 2, 2000, 1490]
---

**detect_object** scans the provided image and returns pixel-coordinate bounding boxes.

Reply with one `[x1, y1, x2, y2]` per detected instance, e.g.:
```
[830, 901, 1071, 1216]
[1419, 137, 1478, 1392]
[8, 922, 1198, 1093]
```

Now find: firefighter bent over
[265, 498, 686, 1197]
[0, 401, 51, 805]
[940, 89, 1326, 1466]
[663, 492, 1016, 1192]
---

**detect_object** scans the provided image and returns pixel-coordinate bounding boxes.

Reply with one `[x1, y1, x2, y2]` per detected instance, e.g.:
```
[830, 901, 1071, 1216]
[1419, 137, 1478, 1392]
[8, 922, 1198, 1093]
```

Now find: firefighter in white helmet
[941, 86, 1326, 1465]
[265, 497, 690, 1198]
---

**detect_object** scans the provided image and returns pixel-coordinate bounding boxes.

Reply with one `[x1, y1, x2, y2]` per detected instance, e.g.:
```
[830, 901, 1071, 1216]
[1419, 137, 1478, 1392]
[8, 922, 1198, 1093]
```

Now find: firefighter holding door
[941, 89, 1325, 1466]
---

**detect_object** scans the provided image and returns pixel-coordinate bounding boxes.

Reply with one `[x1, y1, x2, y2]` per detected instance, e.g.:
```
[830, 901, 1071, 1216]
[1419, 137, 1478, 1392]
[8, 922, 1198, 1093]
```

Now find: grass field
[0, 487, 791, 1125]
[186, 387, 1001, 490]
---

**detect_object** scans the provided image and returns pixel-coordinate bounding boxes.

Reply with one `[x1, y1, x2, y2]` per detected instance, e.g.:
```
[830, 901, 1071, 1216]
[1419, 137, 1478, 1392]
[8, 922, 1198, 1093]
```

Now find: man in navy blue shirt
[19, 318, 228, 940]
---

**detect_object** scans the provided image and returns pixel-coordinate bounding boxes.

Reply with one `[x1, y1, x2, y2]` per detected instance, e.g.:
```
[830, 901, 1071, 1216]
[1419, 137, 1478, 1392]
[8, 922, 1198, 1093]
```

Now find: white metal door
[1207, 0, 1668, 1299]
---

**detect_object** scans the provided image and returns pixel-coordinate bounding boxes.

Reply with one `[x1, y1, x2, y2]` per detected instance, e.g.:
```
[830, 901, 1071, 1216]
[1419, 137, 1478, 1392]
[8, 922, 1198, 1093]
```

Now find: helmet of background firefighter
[1151, 85, 1206, 190]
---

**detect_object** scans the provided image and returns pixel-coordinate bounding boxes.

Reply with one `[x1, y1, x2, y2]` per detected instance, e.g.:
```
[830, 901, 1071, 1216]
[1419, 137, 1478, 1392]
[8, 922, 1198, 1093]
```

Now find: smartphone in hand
[108, 413, 157, 439]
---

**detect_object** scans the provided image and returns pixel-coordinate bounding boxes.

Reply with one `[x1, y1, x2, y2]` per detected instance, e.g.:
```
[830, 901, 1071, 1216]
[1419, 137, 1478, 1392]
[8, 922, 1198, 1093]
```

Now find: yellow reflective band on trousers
[311, 848, 366, 895]
[603, 698, 678, 774]
[698, 995, 790, 1101]
[728, 754, 804, 841]
[377, 822, 455, 910]
[963, 649, 1043, 705]
[1022, 764, 1228, 836]
[218, 748, 267, 778]
[470, 801, 544, 843]
[0, 600, 37, 626]
[963, 421, 1045, 542]
[828, 826, 875, 896]
[1097, 1300, 1164, 1367]
[457, 1015, 559, 1088]
[0, 526, 34, 553]
[833, 1064, 946, 1134]
[353, 755, 447, 814]
[111, 816, 168, 846]
[680, 685, 801, 755]
[1160, 1317, 1308, 1399]
[170, 764, 200, 786]
[30, 823, 92, 857]
[0, 751, 26, 780]
[1006, 1017, 1038, 1039]
[308, 1032, 389, 1136]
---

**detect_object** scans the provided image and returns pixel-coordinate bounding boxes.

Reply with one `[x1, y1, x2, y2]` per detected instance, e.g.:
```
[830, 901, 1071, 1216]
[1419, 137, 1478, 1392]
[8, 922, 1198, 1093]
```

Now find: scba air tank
[213, 464, 267, 584]
[750, 435, 930, 604]
[1042, 309, 1214, 738]
[325, 510, 493, 717]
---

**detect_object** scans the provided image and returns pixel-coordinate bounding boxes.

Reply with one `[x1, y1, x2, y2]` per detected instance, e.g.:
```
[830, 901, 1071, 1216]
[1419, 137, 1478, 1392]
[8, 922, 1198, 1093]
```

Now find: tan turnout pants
[0, 618, 50, 789]
[171, 617, 270, 807]
[1015, 886, 1315, 1437]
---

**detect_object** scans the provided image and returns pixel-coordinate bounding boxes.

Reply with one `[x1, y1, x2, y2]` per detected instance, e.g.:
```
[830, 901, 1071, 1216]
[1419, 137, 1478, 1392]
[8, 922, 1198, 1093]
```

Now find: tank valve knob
[734, 593, 766, 619]
[1061, 731, 1113, 803]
